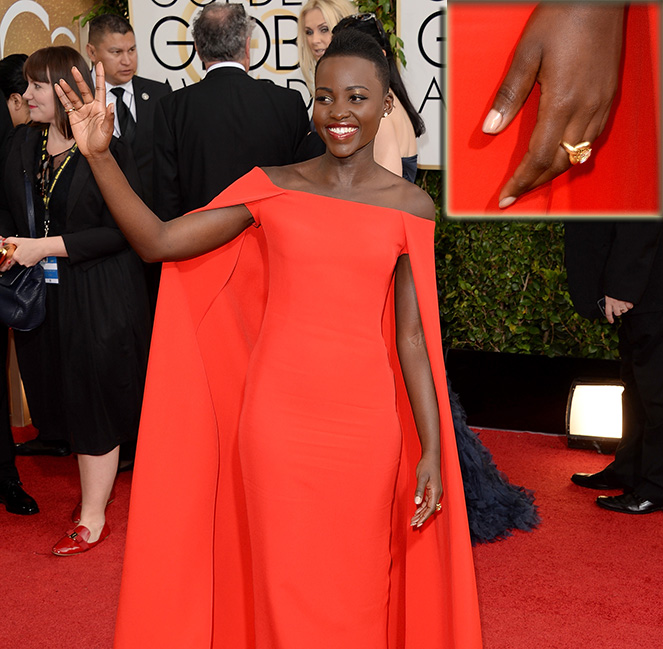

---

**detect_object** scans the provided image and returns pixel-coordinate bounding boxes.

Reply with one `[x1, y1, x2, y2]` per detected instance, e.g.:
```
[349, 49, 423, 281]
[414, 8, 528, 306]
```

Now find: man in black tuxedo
[86, 14, 171, 211]
[153, 3, 309, 222]
[565, 220, 663, 514]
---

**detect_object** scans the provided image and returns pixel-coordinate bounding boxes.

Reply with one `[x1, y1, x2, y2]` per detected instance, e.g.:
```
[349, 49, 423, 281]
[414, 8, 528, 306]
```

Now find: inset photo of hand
[446, 2, 660, 218]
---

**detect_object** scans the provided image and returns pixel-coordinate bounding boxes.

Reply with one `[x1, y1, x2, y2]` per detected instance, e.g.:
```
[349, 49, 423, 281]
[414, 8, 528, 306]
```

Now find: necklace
[37, 127, 78, 236]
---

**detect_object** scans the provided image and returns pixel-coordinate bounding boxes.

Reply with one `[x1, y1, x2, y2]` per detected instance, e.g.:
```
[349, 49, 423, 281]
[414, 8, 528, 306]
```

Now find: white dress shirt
[205, 61, 245, 74]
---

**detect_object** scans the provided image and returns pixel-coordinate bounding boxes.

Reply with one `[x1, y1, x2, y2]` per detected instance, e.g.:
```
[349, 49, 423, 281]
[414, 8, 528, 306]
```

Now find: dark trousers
[608, 310, 663, 502]
[0, 327, 19, 481]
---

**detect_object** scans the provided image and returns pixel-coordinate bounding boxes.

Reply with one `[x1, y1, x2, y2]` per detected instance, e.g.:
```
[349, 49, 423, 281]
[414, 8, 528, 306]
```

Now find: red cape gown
[113, 168, 481, 649]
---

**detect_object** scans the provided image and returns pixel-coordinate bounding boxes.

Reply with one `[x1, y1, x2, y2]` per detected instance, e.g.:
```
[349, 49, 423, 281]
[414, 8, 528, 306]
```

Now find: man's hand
[604, 295, 633, 324]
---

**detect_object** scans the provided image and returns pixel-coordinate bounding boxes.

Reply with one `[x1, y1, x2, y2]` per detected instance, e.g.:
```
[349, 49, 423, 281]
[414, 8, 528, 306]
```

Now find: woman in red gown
[57, 29, 481, 649]
[448, 3, 660, 216]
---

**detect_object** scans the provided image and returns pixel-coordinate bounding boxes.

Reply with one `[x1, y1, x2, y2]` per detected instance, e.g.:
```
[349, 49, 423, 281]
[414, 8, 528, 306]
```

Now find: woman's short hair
[192, 3, 255, 64]
[317, 27, 390, 94]
[24, 46, 93, 139]
[297, 0, 355, 93]
[0, 53, 28, 99]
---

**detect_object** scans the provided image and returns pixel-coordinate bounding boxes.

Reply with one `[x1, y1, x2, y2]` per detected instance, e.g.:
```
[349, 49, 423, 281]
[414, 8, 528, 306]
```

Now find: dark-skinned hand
[54, 63, 115, 160]
[410, 454, 443, 528]
[481, 3, 625, 208]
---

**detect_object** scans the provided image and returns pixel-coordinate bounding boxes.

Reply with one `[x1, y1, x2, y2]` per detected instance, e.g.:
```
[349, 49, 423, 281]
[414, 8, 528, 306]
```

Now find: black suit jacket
[128, 75, 172, 210]
[0, 125, 141, 269]
[564, 221, 663, 319]
[153, 66, 309, 221]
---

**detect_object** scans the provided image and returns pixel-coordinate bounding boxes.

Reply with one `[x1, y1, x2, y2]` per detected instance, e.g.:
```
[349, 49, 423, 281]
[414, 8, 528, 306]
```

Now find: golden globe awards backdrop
[129, 0, 441, 170]
[0, 0, 93, 57]
[128, 1, 306, 95]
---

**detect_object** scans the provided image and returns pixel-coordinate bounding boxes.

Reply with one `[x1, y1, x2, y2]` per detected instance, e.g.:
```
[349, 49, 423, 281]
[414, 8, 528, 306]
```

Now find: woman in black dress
[0, 46, 151, 554]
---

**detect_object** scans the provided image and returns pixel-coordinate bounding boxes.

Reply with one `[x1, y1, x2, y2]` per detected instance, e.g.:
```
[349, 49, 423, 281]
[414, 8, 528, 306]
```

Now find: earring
[383, 112, 388, 118]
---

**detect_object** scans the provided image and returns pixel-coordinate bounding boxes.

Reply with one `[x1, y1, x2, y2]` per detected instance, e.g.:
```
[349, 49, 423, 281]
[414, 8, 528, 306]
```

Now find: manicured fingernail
[414, 496, 422, 504]
[482, 109, 502, 134]
[498, 196, 516, 209]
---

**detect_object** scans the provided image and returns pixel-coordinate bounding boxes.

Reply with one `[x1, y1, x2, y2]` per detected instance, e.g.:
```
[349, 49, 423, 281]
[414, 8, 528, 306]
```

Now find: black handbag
[0, 172, 46, 331]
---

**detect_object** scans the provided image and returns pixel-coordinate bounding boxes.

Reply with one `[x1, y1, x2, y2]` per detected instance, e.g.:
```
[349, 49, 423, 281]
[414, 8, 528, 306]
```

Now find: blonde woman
[297, 0, 355, 94]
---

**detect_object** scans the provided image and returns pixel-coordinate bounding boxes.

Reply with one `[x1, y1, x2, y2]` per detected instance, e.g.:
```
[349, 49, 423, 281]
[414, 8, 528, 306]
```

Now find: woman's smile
[325, 122, 359, 140]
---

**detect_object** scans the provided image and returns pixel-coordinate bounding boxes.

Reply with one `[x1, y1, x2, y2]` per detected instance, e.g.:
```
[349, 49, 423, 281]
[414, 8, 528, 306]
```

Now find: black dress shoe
[0, 479, 39, 515]
[14, 437, 70, 457]
[571, 470, 623, 490]
[596, 492, 663, 515]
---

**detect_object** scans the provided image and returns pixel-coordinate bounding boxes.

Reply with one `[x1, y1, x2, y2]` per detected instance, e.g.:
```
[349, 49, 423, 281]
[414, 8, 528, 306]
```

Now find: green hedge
[418, 171, 618, 360]
[75, 1, 128, 25]
[435, 219, 619, 360]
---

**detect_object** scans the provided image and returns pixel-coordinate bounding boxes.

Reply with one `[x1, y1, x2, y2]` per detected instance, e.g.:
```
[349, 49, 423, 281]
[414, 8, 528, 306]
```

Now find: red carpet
[472, 429, 663, 649]
[2, 426, 662, 648]
[1, 426, 130, 649]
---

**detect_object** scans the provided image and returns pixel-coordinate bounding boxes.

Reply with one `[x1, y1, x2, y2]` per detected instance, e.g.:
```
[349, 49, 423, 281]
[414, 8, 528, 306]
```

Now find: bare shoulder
[387, 177, 436, 221]
[260, 161, 318, 190]
[261, 162, 436, 220]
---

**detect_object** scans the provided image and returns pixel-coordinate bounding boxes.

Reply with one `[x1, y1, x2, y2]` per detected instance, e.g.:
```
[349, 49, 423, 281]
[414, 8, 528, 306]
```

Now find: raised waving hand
[54, 63, 115, 159]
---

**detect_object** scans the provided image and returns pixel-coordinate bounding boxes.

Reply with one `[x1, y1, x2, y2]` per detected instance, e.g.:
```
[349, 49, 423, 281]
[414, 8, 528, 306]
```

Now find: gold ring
[435, 503, 442, 512]
[65, 107, 76, 114]
[561, 140, 592, 165]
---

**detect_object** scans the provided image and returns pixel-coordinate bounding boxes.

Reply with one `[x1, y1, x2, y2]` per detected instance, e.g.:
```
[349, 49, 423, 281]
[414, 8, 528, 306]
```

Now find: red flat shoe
[71, 487, 116, 524]
[52, 523, 110, 556]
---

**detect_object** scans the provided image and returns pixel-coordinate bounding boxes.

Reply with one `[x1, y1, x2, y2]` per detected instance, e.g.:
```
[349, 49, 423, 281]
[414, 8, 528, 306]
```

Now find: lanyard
[39, 128, 77, 236]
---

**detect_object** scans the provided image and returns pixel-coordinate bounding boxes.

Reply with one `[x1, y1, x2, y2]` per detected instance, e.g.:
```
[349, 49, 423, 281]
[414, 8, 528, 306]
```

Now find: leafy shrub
[434, 217, 619, 359]
[75, 1, 128, 26]
[357, 0, 407, 66]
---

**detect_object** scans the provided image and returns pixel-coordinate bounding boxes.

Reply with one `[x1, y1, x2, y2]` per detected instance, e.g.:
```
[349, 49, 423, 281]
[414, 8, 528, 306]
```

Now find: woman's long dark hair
[333, 15, 425, 137]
